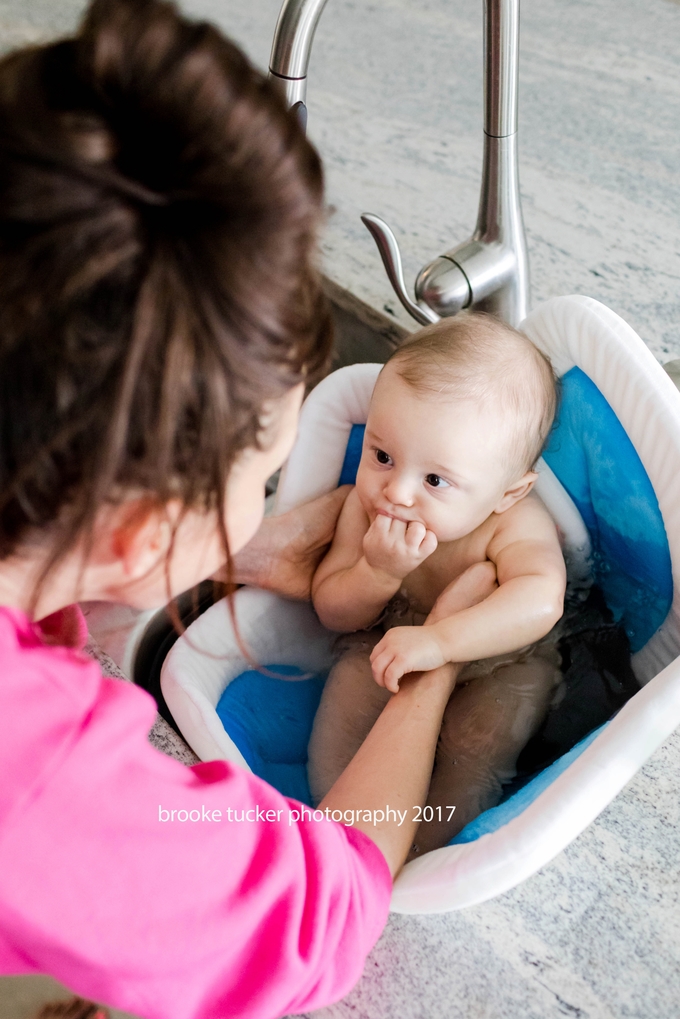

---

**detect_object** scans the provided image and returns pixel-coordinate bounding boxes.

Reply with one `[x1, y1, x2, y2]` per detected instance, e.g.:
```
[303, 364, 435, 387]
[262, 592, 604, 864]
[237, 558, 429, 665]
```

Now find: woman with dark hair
[0, 2, 484, 1016]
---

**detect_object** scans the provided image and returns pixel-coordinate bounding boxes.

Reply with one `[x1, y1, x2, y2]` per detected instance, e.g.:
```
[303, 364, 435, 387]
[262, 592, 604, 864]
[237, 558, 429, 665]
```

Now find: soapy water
[513, 581, 638, 782]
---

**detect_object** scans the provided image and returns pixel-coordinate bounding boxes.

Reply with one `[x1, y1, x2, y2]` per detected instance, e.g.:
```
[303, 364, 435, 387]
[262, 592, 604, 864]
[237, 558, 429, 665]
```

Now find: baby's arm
[312, 488, 437, 632]
[370, 494, 566, 691]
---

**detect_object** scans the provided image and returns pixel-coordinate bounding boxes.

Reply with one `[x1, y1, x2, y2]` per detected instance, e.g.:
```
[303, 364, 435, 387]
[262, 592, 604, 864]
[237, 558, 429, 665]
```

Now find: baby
[307, 314, 567, 855]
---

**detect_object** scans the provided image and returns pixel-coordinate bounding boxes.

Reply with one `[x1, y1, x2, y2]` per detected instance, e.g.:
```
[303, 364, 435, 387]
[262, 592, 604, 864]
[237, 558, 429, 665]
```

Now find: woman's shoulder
[0, 604, 103, 705]
[0, 607, 391, 1019]
[0, 605, 156, 820]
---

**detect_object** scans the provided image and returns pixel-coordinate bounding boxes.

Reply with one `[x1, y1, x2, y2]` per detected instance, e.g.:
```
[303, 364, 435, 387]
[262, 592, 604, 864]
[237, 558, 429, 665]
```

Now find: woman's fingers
[229, 486, 352, 599]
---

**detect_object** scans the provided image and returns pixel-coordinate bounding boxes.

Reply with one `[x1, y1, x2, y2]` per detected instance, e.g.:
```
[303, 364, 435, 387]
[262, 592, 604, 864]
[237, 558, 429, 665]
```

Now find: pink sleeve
[35, 603, 89, 649]
[0, 610, 392, 1019]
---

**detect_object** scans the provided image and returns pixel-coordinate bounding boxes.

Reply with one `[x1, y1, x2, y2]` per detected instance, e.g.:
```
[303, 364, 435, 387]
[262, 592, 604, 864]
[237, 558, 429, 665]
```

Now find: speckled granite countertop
[4, 2, 680, 1017]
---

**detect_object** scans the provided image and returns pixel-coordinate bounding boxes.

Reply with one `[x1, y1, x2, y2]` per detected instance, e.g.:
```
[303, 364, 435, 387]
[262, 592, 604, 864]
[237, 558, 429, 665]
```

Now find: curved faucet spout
[360, 215, 441, 326]
[269, 0, 330, 125]
[269, 0, 529, 327]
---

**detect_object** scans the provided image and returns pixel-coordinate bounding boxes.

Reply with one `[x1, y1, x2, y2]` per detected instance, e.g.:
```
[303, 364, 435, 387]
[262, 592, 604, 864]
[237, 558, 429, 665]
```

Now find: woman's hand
[221, 487, 352, 601]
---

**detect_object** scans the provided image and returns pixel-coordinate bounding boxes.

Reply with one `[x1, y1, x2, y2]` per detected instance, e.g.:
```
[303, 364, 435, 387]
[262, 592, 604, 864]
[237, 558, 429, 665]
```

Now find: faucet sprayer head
[268, 0, 331, 132]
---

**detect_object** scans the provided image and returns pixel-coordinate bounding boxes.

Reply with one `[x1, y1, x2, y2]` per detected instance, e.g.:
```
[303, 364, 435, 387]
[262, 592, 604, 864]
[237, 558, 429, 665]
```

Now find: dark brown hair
[387, 313, 558, 477]
[0, 0, 332, 597]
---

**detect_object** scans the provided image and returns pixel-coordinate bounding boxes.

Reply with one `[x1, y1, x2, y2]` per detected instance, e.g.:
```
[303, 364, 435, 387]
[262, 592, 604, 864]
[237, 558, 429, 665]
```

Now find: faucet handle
[361, 214, 440, 326]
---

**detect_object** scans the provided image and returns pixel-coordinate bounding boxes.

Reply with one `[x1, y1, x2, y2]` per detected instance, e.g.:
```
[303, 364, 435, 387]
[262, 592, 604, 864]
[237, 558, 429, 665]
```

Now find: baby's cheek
[354, 466, 369, 496]
[355, 483, 377, 520]
[432, 499, 478, 543]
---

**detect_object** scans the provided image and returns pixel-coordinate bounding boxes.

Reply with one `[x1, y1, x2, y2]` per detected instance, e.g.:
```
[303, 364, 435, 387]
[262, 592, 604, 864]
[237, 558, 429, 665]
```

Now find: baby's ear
[494, 471, 538, 514]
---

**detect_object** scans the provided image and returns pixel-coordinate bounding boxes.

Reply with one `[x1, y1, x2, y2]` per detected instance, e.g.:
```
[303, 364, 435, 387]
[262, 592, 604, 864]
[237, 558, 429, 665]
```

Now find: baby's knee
[428, 561, 498, 623]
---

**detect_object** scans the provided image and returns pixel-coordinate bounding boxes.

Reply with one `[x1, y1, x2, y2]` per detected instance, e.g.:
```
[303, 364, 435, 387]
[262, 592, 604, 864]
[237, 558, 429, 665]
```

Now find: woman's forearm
[319, 664, 461, 877]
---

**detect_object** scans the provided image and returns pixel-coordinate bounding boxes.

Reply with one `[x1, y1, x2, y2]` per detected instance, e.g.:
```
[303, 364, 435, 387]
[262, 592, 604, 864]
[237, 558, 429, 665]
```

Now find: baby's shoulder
[338, 485, 367, 523]
[487, 491, 560, 551]
[332, 485, 370, 541]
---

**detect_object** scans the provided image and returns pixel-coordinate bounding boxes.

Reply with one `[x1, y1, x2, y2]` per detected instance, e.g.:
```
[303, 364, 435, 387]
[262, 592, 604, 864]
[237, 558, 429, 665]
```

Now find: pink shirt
[0, 607, 391, 1019]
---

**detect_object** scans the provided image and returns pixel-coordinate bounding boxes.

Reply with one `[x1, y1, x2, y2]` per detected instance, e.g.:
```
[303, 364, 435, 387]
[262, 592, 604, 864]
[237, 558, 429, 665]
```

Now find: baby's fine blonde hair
[386, 313, 558, 479]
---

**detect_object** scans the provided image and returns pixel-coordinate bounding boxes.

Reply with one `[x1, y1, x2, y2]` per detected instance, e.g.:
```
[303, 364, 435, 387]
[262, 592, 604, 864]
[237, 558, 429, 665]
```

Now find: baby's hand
[370, 626, 447, 692]
[362, 514, 437, 581]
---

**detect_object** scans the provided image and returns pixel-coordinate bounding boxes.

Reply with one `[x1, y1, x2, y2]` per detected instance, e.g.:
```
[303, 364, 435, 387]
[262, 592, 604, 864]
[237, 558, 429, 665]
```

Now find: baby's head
[355, 314, 557, 542]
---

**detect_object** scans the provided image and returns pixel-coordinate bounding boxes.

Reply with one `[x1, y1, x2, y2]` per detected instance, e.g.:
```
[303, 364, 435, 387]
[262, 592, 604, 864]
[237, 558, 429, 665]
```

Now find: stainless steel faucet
[269, 0, 529, 327]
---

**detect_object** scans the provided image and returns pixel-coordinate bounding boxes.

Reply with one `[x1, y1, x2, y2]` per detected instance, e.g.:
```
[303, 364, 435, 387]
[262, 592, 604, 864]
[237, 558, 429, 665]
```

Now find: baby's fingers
[404, 521, 437, 558]
[420, 528, 438, 558]
[369, 634, 389, 665]
[404, 520, 425, 550]
[370, 643, 399, 692]
[370, 513, 392, 537]
[381, 656, 406, 693]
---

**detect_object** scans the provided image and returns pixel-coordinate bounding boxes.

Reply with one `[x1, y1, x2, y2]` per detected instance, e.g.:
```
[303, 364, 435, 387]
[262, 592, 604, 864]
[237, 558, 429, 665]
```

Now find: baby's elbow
[312, 595, 349, 633]
[315, 608, 348, 633]
[311, 579, 334, 629]
[548, 599, 564, 630]
[541, 585, 565, 631]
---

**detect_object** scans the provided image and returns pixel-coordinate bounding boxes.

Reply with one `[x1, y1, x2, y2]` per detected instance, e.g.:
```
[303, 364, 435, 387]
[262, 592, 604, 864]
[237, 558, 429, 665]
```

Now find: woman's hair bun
[0, 0, 332, 580]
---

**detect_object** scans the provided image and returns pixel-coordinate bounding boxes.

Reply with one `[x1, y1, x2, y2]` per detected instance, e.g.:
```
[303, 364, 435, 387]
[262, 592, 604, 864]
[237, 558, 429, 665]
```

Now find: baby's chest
[400, 533, 492, 614]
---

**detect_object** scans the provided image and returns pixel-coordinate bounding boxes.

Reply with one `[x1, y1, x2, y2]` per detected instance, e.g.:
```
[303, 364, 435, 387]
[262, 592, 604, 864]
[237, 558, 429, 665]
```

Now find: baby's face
[355, 367, 524, 543]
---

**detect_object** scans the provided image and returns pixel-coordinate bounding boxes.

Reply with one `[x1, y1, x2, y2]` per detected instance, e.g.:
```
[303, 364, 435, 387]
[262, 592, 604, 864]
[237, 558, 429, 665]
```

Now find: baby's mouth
[375, 508, 417, 524]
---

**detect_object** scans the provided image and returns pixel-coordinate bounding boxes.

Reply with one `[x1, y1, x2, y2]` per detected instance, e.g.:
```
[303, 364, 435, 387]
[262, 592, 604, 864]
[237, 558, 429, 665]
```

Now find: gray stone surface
[303, 729, 680, 1019]
[0, 973, 136, 1019]
[6, 0, 679, 355]
[180, 0, 680, 361]
[0, 2, 678, 1018]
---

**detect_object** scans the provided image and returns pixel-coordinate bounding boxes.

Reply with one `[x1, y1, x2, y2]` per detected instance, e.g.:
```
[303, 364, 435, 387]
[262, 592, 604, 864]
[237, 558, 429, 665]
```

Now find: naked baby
[308, 314, 567, 855]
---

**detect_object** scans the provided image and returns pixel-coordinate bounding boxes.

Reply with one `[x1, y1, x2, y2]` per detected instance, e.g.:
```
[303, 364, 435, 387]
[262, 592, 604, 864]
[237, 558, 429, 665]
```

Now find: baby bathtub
[161, 295, 680, 914]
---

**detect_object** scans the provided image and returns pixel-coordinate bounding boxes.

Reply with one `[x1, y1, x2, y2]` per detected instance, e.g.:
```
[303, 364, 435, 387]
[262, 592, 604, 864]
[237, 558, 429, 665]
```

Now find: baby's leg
[426, 561, 498, 626]
[410, 653, 561, 857]
[307, 632, 389, 805]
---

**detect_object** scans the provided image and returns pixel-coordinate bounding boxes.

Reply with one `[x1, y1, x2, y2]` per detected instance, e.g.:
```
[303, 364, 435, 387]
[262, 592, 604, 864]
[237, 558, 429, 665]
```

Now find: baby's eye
[375, 449, 392, 465]
[426, 473, 450, 489]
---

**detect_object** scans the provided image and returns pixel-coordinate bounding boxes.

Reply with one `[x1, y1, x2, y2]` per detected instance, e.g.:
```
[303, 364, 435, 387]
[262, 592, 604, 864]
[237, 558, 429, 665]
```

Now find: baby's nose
[384, 473, 415, 507]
